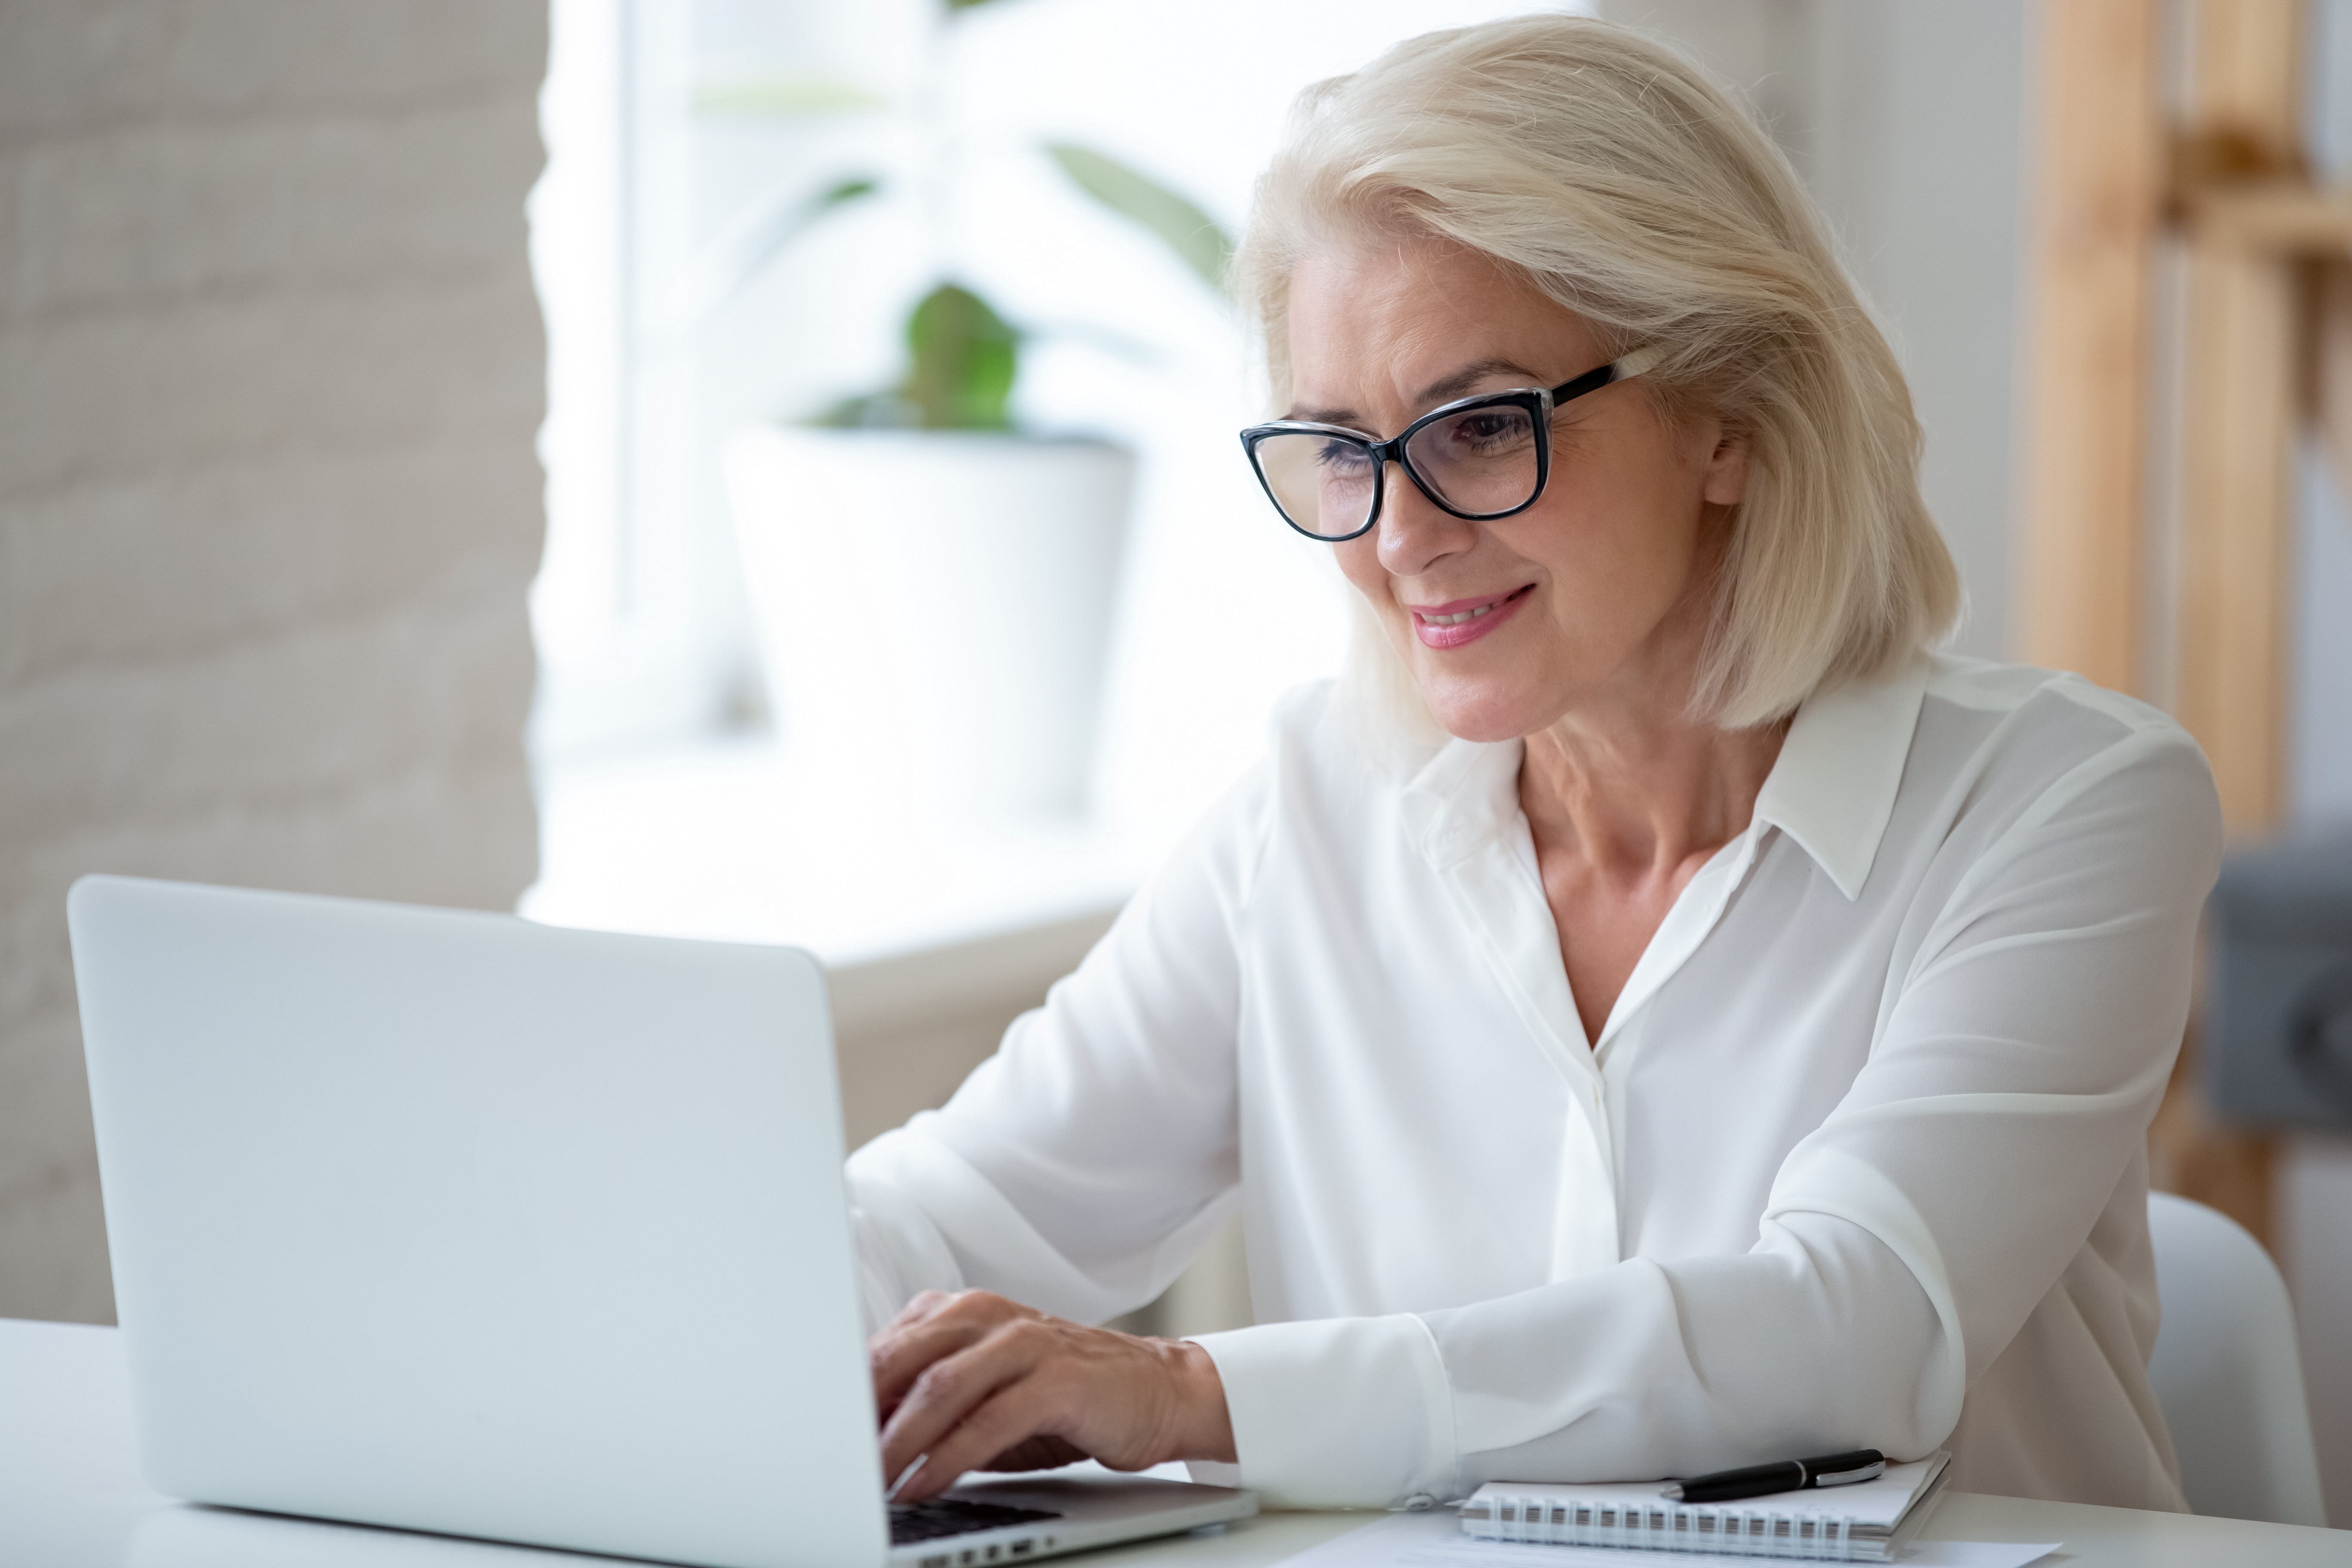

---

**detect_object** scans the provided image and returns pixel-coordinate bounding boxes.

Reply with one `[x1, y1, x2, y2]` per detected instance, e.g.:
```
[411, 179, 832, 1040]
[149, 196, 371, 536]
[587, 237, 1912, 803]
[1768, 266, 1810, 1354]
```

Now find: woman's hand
[869, 1289, 1237, 1504]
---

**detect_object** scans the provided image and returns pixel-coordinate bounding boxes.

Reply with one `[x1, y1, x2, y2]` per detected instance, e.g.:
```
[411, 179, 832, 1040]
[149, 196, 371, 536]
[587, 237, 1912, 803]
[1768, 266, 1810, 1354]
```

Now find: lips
[1407, 584, 1533, 649]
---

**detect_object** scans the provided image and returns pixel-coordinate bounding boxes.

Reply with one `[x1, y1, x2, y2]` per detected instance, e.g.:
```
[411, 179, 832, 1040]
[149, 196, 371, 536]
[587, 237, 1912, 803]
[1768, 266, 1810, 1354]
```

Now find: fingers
[878, 1319, 1054, 1498]
[867, 1303, 1238, 1504]
[871, 1290, 1019, 1372]
[883, 1343, 1073, 1504]
[888, 1289, 957, 1329]
[870, 1291, 1034, 1419]
[892, 1387, 1041, 1501]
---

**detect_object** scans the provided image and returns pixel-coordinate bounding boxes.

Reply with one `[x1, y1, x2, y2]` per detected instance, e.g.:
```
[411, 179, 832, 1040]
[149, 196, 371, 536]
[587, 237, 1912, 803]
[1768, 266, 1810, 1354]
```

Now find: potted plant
[679, 4, 1231, 824]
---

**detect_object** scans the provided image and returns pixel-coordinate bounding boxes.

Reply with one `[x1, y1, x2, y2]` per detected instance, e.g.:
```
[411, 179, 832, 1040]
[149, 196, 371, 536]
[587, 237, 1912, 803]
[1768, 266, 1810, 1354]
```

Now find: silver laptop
[69, 875, 1254, 1568]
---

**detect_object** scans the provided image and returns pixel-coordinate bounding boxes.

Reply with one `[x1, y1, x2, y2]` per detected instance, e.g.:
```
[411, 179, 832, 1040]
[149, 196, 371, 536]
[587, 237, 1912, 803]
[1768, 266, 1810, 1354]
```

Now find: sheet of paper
[1273, 1510, 2061, 1568]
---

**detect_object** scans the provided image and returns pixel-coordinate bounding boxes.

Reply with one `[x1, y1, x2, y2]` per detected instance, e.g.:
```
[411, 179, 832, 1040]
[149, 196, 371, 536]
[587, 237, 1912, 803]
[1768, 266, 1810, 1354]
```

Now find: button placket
[1405, 736, 1623, 1278]
[1434, 833, 1623, 1277]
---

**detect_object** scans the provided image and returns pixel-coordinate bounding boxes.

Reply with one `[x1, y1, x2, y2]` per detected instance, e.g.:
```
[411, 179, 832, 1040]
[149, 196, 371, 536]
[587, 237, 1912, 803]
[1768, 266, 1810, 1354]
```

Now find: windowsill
[519, 733, 1158, 967]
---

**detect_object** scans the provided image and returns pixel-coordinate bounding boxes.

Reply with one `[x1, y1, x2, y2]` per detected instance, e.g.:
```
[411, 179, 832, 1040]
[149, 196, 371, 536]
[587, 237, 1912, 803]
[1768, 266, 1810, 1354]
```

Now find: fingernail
[885, 1454, 928, 1503]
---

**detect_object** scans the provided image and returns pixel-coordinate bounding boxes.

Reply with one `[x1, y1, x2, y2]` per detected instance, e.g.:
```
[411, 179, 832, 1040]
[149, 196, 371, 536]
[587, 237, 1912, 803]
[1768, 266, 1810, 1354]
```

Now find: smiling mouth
[1412, 585, 1534, 625]
[1406, 584, 1534, 649]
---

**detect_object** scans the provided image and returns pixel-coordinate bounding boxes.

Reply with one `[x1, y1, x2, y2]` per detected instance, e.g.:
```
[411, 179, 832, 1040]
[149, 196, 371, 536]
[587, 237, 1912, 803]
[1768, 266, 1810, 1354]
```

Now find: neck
[1516, 608, 1787, 886]
[1505, 504, 1789, 884]
[1519, 705, 1785, 887]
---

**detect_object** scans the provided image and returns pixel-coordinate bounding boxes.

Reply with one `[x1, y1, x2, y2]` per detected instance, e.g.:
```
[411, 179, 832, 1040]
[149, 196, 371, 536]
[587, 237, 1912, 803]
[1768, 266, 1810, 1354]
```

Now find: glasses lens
[1252, 431, 1378, 539]
[1403, 401, 1540, 517]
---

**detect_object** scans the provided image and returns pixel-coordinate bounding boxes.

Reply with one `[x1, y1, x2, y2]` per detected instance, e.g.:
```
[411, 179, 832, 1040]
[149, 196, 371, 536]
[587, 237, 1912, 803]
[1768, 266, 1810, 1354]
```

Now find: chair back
[2146, 1191, 2329, 1526]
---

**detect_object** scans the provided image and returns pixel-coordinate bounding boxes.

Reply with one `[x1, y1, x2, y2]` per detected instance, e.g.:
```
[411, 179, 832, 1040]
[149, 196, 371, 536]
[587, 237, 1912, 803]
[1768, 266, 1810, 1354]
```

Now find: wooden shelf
[2180, 179, 2352, 254]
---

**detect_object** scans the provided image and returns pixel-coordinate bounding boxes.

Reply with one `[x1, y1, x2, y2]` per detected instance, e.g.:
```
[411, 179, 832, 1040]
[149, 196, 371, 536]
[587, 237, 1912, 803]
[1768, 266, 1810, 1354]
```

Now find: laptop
[68, 874, 1256, 1568]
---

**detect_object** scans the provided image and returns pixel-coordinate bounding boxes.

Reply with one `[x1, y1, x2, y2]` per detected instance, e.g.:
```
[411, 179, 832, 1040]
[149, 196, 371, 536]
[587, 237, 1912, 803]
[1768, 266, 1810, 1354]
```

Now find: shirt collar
[1399, 733, 1524, 870]
[1397, 654, 1930, 900]
[1753, 654, 1930, 901]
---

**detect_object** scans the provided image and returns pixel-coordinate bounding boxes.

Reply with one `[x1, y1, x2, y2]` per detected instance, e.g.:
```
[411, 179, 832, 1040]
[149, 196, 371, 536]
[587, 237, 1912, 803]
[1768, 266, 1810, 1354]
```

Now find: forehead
[1285, 238, 1597, 399]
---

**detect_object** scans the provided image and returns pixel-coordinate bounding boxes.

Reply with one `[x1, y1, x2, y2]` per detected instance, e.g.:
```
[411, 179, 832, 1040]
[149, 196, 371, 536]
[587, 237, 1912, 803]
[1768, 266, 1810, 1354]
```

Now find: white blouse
[845, 655, 2220, 1513]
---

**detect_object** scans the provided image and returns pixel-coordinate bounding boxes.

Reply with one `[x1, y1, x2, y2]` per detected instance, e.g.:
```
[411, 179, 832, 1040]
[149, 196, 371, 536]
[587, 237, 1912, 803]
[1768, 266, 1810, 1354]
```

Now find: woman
[851, 15, 2217, 1514]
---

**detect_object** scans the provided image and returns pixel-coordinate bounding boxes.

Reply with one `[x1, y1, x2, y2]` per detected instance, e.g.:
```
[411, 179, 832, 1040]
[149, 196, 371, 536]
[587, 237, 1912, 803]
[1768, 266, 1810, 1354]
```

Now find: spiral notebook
[1460, 1452, 1951, 1562]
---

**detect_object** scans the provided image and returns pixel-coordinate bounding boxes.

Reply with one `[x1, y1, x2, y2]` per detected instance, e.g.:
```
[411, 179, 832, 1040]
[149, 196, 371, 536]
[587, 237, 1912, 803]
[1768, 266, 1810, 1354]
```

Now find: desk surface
[4, 1319, 2343, 1568]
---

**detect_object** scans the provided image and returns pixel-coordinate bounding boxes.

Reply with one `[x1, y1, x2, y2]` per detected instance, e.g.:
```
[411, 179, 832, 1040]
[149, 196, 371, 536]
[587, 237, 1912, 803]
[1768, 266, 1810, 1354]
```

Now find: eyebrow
[1286, 356, 1547, 428]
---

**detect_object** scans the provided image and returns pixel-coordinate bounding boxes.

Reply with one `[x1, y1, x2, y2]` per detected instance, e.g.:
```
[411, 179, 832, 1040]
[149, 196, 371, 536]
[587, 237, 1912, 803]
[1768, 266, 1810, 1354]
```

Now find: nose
[1375, 463, 1479, 578]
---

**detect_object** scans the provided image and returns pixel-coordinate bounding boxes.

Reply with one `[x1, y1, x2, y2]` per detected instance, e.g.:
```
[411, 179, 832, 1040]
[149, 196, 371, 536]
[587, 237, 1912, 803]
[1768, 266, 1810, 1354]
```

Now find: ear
[1699, 420, 1750, 507]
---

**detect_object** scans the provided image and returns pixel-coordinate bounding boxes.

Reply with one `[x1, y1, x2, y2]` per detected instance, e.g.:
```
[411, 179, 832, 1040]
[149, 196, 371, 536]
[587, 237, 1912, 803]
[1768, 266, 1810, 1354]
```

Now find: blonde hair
[1237, 14, 1959, 736]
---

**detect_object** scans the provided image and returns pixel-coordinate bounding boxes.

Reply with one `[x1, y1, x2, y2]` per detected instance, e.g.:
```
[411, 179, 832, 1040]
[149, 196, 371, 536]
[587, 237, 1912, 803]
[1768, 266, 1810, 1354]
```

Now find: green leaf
[1045, 143, 1232, 297]
[816, 177, 882, 208]
[692, 75, 886, 117]
[897, 283, 1020, 430]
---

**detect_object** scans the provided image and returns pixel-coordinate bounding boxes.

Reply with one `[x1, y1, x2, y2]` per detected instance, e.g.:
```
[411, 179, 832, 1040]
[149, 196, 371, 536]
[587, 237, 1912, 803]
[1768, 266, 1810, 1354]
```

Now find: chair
[2146, 1191, 2330, 1526]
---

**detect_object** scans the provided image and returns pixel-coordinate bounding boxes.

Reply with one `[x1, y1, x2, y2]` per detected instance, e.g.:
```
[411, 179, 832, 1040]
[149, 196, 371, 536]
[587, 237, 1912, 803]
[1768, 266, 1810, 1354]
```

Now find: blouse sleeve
[844, 759, 1269, 1332]
[1186, 717, 2222, 1506]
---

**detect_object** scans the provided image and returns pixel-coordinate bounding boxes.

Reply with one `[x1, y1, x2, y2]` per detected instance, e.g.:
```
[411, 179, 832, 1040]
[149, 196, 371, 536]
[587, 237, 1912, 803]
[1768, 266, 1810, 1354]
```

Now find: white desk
[5, 1319, 2343, 1568]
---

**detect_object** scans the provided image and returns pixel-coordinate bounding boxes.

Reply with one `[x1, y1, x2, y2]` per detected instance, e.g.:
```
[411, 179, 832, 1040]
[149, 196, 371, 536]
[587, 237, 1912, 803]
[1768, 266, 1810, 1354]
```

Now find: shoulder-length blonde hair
[1236, 14, 1959, 735]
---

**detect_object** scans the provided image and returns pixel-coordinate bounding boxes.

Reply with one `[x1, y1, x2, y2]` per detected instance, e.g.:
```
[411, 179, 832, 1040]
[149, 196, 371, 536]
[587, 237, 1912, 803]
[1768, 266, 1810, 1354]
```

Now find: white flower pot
[727, 426, 1136, 823]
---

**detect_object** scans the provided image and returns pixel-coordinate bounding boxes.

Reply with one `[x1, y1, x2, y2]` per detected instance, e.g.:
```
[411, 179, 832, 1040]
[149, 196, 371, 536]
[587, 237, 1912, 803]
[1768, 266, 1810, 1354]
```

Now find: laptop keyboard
[890, 1499, 1063, 1547]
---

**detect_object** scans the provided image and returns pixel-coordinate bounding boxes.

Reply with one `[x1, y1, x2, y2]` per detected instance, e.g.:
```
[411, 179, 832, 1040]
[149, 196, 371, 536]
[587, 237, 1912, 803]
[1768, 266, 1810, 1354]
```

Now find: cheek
[1332, 537, 1393, 606]
[1540, 438, 1709, 588]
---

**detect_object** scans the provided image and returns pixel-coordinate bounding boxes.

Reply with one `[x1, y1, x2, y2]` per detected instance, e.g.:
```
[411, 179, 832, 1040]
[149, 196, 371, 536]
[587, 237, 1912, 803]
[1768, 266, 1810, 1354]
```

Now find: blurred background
[3, 0, 2351, 1524]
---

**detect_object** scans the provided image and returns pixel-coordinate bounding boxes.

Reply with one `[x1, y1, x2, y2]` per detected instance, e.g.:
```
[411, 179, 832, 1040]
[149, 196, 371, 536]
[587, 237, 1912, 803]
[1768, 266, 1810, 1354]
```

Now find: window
[527, 0, 1581, 959]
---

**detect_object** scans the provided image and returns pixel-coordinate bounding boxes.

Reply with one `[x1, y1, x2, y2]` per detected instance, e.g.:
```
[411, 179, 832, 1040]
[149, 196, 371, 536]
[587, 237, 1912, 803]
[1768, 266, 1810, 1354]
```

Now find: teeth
[1429, 604, 1494, 626]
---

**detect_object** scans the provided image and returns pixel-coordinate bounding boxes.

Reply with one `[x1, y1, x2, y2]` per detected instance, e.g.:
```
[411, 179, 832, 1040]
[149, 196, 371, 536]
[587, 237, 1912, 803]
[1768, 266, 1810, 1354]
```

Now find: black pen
[1661, 1449, 1886, 1504]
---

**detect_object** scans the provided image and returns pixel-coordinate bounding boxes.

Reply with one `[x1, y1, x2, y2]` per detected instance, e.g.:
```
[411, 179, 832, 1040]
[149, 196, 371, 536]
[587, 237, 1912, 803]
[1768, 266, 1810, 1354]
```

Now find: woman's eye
[1453, 412, 1529, 449]
[1317, 440, 1373, 474]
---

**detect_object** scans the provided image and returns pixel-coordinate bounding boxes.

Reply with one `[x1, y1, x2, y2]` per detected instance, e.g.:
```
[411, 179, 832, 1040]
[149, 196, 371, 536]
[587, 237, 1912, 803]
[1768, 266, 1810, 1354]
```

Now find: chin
[1419, 681, 1549, 745]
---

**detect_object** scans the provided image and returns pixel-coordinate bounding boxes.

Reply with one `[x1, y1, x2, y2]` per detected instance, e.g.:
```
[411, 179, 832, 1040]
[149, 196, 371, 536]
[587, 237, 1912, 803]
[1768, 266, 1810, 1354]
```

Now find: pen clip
[1810, 1458, 1885, 1487]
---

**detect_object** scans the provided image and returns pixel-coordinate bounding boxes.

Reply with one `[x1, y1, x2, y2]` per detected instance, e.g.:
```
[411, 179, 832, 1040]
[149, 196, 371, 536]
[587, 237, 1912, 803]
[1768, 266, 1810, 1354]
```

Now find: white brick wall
[0, 0, 548, 1323]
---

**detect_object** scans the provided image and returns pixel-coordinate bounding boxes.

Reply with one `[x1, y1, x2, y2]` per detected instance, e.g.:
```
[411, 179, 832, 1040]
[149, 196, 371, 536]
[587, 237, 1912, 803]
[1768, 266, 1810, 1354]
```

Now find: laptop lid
[70, 874, 889, 1568]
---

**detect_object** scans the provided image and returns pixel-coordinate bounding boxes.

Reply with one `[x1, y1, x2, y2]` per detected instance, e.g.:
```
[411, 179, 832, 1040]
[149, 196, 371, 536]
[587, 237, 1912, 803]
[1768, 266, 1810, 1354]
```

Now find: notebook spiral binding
[1463, 1495, 1864, 1560]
